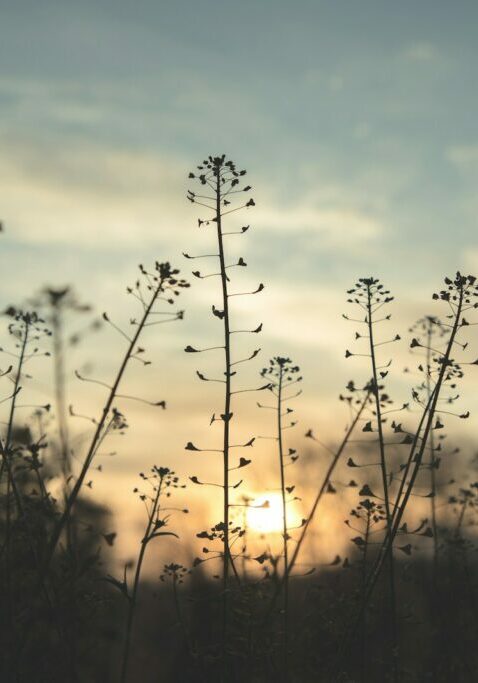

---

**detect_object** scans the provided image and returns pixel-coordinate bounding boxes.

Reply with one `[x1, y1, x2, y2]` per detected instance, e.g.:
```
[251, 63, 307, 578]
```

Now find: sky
[1, 0, 478, 568]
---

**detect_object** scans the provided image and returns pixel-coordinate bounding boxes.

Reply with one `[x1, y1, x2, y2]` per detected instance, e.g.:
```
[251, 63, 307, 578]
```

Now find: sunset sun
[246, 493, 301, 534]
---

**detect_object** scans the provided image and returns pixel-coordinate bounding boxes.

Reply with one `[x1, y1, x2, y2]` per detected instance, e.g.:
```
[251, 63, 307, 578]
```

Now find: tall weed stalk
[186, 155, 264, 660]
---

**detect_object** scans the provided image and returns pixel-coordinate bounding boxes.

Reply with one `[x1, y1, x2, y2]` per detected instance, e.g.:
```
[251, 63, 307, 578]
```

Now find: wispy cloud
[0, 141, 191, 249]
[1, 137, 385, 256]
[254, 203, 384, 249]
[401, 42, 438, 62]
[447, 144, 478, 173]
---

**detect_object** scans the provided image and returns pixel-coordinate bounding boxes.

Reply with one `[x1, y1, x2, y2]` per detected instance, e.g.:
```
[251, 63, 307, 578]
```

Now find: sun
[246, 492, 290, 534]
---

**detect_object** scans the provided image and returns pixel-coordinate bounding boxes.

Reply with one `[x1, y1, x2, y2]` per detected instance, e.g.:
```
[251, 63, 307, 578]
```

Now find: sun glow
[246, 492, 300, 534]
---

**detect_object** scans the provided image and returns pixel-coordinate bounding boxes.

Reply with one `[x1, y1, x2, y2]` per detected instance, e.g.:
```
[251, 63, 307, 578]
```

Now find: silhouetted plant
[344, 273, 478, 672]
[0, 309, 51, 502]
[344, 277, 401, 671]
[258, 356, 302, 675]
[9, 262, 188, 673]
[43, 262, 188, 576]
[3, 159, 478, 683]
[346, 498, 385, 681]
[264, 380, 372, 632]
[160, 562, 193, 658]
[0, 309, 59, 674]
[293, 381, 373, 571]
[185, 155, 265, 659]
[33, 288, 95, 488]
[32, 286, 100, 558]
[388, 275, 476, 548]
[0, 309, 51, 558]
[117, 466, 186, 682]
[408, 315, 449, 576]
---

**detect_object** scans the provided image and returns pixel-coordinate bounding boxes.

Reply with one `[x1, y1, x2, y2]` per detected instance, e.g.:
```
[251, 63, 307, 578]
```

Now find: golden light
[246, 492, 301, 534]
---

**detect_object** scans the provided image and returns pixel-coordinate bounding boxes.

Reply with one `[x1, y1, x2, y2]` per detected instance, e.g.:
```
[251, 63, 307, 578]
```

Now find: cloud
[328, 74, 344, 92]
[447, 145, 478, 172]
[254, 201, 384, 249]
[0, 140, 193, 250]
[402, 42, 438, 62]
[446, 145, 478, 218]
[1, 137, 385, 255]
[463, 247, 478, 271]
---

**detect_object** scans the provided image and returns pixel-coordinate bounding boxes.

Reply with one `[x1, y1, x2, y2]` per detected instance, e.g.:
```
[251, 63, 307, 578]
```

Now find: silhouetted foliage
[1, 169, 477, 683]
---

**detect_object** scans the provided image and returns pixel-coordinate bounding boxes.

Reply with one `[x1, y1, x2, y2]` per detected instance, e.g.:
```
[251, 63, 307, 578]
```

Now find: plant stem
[0, 320, 64, 677]
[1, 318, 30, 510]
[215, 165, 232, 662]
[120, 479, 163, 683]
[172, 575, 192, 655]
[51, 307, 78, 559]
[360, 509, 371, 683]
[365, 284, 398, 678]
[390, 286, 463, 542]
[265, 389, 370, 623]
[345, 284, 464, 662]
[3, 319, 30, 635]
[277, 365, 289, 678]
[43, 275, 168, 578]
[52, 308, 71, 487]
[425, 321, 439, 580]
[289, 389, 371, 575]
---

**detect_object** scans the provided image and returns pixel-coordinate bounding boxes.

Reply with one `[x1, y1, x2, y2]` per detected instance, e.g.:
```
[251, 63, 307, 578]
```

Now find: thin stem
[120, 479, 163, 683]
[366, 284, 398, 677]
[264, 390, 370, 623]
[42, 277, 167, 577]
[52, 308, 77, 559]
[360, 510, 371, 683]
[391, 288, 463, 541]
[215, 168, 232, 663]
[343, 285, 465, 667]
[52, 309, 71, 485]
[1, 321, 65, 677]
[425, 322, 439, 580]
[3, 319, 29, 638]
[277, 365, 289, 679]
[289, 390, 371, 575]
[172, 576, 192, 655]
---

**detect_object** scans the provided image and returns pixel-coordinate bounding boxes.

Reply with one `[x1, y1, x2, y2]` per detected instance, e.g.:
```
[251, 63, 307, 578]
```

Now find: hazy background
[1, 0, 477, 571]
